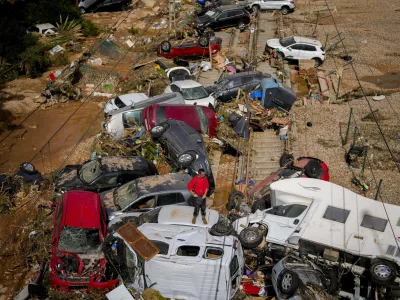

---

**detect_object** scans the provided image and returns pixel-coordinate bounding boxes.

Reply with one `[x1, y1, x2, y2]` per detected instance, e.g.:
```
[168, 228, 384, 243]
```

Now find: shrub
[128, 26, 139, 35]
[50, 51, 69, 67]
[20, 45, 51, 78]
[82, 19, 99, 37]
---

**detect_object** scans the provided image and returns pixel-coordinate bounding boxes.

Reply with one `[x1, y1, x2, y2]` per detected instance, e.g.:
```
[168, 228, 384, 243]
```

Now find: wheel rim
[161, 43, 169, 51]
[282, 8, 288, 14]
[374, 264, 392, 278]
[23, 163, 34, 172]
[178, 154, 193, 163]
[239, 24, 245, 30]
[151, 125, 164, 133]
[244, 229, 258, 241]
[282, 273, 293, 290]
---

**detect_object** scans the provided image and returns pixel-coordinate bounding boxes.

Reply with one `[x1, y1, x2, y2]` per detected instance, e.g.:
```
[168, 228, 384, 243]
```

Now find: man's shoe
[202, 216, 208, 225]
[192, 216, 197, 224]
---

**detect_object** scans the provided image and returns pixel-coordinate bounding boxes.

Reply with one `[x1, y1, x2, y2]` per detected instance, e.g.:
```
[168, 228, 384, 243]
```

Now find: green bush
[128, 26, 139, 35]
[82, 19, 99, 37]
[50, 51, 69, 67]
[20, 45, 51, 78]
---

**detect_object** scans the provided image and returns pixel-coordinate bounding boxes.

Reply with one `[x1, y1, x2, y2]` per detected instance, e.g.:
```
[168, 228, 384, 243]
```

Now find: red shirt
[187, 175, 209, 196]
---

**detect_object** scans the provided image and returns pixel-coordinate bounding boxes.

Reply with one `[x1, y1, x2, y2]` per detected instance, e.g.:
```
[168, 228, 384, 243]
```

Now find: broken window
[115, 181, 140, 210]
[58, 227, 102, 254]
[361, 215, 388, 232]
[114, 97, 127, 109]
[123, 110, 142, 128]
[196, 106, 209, 135]
[323, 206, 350, 224]
[128, 196, 156, 211]
[151, 240, 169, 255]
[177, 246, 200, 257]
[204, 247, 223, 259]
[157, 193, 185, 206]
[156, 106, 167, 123]
[230, 256, 239, 277]
[79, 160, 102, 184]
[266, 204, 307, 218]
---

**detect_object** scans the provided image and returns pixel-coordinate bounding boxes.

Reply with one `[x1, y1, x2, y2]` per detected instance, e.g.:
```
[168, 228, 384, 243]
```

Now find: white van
[105, 205, 245, 300]
[234, 178, 400, 286]
[103, 92, 185, 139]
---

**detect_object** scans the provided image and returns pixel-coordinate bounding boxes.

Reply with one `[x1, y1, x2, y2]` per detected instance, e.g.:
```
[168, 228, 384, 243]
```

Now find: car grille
[67, 276, 90, 283]
[69, 285, 88, 290]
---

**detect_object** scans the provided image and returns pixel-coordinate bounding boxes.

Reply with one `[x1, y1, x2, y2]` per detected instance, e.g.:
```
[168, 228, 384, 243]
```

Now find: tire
[79, 7, 86, 14]
[251, 199, 267, 213]
[198, 36, 209, 48]
[150, 124, 169, 138]
[304, 159, 323, 179]
[279, 269, 300, 296]
[252, 4, 260, 11]
[209, 221, 234, 236]
[277, 51, 284, 59]
[239, 227, 263, 249]
[279, 153, 294, 168]
[178, 151, 196, 168]
[370, 259, 397, 286]
[281, 6, 289, 15]
[160, 41, 171, 53]
[238, 21, 246, 32]
[313, 58, 322, 68]
[20, 162, 36, 175]
[323, 269, 339, 295]
[228, 190, 245, 210]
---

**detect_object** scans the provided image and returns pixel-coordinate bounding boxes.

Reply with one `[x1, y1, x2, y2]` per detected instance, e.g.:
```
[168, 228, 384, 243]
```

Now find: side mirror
[293, 219, 299, 225]
[288, 47, 292, 51]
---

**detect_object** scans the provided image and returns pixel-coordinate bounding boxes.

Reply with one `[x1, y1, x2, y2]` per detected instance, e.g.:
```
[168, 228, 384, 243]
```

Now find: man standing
[187, 169, 209, 224]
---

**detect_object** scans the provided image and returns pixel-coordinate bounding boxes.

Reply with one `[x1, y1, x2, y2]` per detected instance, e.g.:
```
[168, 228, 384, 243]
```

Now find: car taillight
[290, 1, 294, 3]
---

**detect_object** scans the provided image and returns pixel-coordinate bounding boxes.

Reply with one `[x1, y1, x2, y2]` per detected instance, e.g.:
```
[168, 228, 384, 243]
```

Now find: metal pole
[313, 11, 320, 34]
[344, 108, 352, 145]
[375, 179, 382, 200]
[361, 149, 368, 174]
[336, 75, 342, 100]
[324, 33, 329, 49]
[352, 127, 357, 146]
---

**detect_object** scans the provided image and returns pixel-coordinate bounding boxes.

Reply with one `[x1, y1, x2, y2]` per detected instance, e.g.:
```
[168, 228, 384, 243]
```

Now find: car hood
[266, 38, 281, 49]
[54, 165, 83, 189]
[196, 15, 211, 25]
[100, 189, 119, 213]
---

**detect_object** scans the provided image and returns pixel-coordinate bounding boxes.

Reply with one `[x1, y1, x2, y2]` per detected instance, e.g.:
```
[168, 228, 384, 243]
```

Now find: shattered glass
[196, 106, 209, 135]
[181, 86, 209, 100]
[115, 181, 139, 210]
[58, 226, 102, 254]
[79, 160, 102, 183]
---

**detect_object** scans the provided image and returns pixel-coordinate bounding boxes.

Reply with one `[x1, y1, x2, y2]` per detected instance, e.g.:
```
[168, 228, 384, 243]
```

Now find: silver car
[246, 0, 295, 14]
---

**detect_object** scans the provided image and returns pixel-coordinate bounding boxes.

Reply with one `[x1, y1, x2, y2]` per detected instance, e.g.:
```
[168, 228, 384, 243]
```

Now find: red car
[142, 103, 218, 137]
[157, 36, 222, 59]
[50, 191, 118, 292]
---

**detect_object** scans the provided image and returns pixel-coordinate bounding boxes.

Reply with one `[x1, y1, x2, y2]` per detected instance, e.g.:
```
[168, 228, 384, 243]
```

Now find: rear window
[114, 97, 127, 109]
[156, 106, 166, 123]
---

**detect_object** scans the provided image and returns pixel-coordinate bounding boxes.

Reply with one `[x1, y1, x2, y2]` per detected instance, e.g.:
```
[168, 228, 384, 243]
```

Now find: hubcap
[282, 273, 293, 290]
[152, 126, 164, 133]
[374, 264, 391, 278]
[179, 154, 192, 163]
[245, 230, 258, 241]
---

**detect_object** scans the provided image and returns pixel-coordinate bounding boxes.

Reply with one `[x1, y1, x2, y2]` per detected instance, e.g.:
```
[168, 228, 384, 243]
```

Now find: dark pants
[193, 196, 206, 217]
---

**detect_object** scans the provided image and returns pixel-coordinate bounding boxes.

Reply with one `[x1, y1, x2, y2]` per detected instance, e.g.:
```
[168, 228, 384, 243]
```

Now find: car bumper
[50, 272, 119, 292]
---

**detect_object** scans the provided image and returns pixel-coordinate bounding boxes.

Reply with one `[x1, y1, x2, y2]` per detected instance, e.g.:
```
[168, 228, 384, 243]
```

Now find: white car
[247, 0, 295, 14]
[103, 93, 148, 114]
[26, 23, 58, 35]
[164, 80, 215, 107]
[265, 36, 325, 67]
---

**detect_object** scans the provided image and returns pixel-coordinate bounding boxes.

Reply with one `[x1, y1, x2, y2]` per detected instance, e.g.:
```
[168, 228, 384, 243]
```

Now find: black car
[54, 156, 158, 195]
[78, 0, 131, 14]
[206, 71, 271, 102]
[196, 5, 251, 33]
[150, 119, 215, 195]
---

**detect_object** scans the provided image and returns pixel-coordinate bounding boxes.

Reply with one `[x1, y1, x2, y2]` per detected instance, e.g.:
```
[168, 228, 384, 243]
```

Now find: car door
[286, 43, 302, 59]
[261, 0, 274, 9]
[215, 12, 230, 29]
[227, 10, 241, 27]
[240, 75, 254, 91]
[302, 44, 317, 59]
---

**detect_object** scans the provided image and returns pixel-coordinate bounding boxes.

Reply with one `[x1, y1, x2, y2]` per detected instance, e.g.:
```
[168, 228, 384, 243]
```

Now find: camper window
[204, 247, 223, 259]
[266, 204, 307, 218]
[151, 240, 169, 255]
[177, 246, 200, 257]
[360, 215, 388, 232]
[323, 206, 350, 224]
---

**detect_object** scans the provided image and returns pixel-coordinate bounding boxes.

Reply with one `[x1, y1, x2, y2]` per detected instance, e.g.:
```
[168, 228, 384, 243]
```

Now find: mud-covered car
[272, 254, 337, 299]
[150, 119, 215, 195]
[50, 191, 119, 292]
[54, 156, 158, 195]
[157, 36, 222, 59]
[99, 173, 192, 220]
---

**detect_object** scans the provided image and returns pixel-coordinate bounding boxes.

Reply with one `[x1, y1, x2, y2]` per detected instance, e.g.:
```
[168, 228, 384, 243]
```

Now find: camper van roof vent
[323, 206, 350, 224]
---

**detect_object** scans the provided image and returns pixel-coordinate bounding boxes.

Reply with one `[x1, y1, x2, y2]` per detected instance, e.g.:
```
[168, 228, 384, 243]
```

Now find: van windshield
[266, 204, 307, 218]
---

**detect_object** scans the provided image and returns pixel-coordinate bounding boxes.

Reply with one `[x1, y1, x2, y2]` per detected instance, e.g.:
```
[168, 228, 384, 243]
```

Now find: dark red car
[142, 103, 218, 137]
[157, 36, 222, 59]
[50, 191, 118, 292]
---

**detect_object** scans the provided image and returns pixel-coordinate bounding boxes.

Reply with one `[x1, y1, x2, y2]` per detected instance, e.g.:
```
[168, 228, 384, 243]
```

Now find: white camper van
[105, 205, 245, 300]
[234, 178, 400, 286]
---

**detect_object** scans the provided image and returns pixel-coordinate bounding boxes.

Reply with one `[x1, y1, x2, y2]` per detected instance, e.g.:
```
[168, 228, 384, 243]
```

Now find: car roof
[36, 23, 56, 30]
[216, 5, 245, 11]
[224, 71, 265, 79]
[100, 156, 150, 172]
[136, 173, 191, 195]
[157, 205, 220, 227]
[62, 191, 102, 229]
[172, 80, 202, 88]
[293, 36, 322, 46]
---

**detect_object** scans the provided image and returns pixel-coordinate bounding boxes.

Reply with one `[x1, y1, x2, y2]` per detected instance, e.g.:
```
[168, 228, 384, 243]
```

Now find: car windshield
[181, 86, 209, 100]
[279, 37, 296, 47]
[114, 181, 139, 210]
[215, 78, 230, 88]
[196, 106, 209, 134]
[266, 204, 307, 218]
[205, 10, 217, 17]
[79, 160, 102, 184]
[58, 226, 102, 254]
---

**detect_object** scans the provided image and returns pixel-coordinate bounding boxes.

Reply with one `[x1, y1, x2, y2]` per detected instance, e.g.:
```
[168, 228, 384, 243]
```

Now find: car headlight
[151, 125, 164, 133]
[178, 153, 194, 163]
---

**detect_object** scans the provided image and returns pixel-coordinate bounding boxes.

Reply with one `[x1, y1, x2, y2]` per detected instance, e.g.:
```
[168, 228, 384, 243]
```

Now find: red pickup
[142, 104, 218, 137]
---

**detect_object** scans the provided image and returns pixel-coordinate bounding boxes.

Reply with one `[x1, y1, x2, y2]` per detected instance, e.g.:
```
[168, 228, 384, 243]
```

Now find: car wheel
[370, 259, 397, 286]
[228, 190, 245, 210]
[79, 7, 86, 14]
[304, 159, 323, 179]
[209, 221, 234, 236]
[20, 162, 36, 175]
[150, 123, 169, 138]
[239, 227, 263, 249]
[160, 41, 171, 53]
[177, 151, 196, 168]
[251, 199, 267, 213]
[281, 6, 289, 15]
[279, 153, 294, 168]
[277, 51, 284, 59]
[313, 58, 322, 67]
[198, 36, 209, 48]
[238, 21, 246, 32]
[252, 4, 260, 11]
[279, 269, 300, 296]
